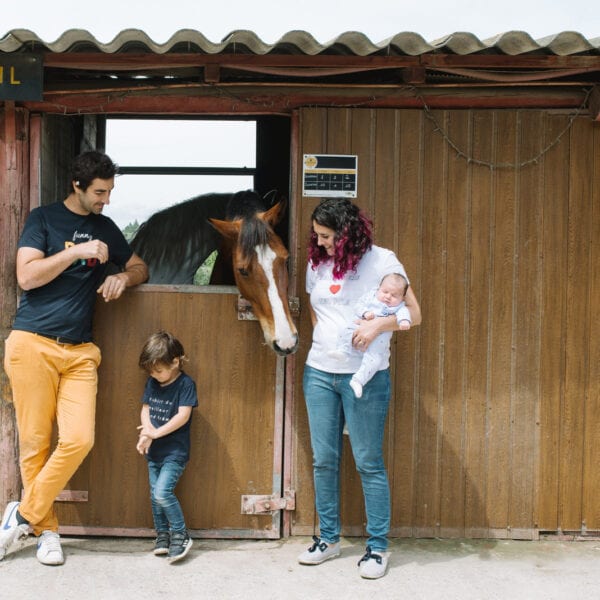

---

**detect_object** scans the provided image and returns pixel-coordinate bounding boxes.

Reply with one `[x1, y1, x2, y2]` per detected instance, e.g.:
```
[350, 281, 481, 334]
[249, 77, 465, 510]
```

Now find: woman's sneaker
[167, 531, 192, 563]
[36, 531, 64, 566]
[298, 536, 341, 565]
[153, 531, 170, 556]
[357, 546, 390, 579]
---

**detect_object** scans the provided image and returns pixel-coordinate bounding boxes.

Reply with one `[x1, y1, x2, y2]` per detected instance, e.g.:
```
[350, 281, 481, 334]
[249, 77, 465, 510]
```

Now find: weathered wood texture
[54, 288, 283, 537]
[1, 104, 598, 539]
[0, 111, 101, 510]
[291, 107, 600, 538]
[0, 106, 30, 508]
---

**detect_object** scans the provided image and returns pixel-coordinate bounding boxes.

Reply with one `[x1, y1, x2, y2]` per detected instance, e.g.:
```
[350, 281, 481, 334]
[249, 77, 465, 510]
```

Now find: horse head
[209, 196, 299, 356]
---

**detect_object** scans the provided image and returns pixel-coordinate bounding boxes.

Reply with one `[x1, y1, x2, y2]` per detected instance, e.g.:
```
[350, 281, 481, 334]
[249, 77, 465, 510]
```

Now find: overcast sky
[3, 1, 598, 228]
[2, 0, 598, 44]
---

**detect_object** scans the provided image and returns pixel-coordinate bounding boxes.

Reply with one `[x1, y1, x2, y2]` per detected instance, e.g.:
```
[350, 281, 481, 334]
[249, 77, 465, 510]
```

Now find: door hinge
[241, 489, 296, 514]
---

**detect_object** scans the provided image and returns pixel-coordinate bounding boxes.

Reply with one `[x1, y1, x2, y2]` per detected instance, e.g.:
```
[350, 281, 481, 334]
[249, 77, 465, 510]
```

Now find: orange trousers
[4, 330, 101, 535]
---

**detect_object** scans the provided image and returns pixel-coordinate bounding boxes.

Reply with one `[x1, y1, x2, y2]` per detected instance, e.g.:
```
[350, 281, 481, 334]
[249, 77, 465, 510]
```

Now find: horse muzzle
[272, 336, 299, 356]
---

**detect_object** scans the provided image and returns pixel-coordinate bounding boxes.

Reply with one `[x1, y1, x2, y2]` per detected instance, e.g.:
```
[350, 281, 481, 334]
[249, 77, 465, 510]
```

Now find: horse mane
[226, 190, 274, 261]
[239, 218, 271, 260]
[131, 192, 230, 265]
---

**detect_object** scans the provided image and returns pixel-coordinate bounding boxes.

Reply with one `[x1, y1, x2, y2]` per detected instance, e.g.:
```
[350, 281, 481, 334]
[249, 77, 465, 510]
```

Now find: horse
[131, 190, 299, 356]
[131, 192, 230, 285]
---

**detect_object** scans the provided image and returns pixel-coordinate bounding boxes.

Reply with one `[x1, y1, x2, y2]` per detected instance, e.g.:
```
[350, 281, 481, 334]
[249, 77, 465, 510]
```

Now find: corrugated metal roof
[1, 28, 599, 56]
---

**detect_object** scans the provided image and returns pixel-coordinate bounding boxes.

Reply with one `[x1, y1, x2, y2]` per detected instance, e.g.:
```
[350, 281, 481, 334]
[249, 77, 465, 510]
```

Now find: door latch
[241, 490, 296, 514]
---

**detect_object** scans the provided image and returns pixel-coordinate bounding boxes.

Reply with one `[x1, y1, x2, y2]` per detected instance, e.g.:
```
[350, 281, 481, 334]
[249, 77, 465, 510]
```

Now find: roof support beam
[204, 64, 220, 83]
[19, 86, 588, 115]
[41, 52, 600, 72]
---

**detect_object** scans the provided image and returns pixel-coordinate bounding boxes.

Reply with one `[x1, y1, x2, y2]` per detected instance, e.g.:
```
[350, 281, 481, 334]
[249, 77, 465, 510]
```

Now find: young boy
[136, 331, 197, 563]
[328, 273, 411, 398]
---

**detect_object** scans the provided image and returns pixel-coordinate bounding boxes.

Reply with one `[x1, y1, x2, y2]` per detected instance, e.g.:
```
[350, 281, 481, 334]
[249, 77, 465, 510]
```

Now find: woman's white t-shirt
[305, 245, 409, 374]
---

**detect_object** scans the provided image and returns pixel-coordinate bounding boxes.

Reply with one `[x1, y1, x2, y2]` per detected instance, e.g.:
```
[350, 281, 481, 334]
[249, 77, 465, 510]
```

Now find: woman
[298, 198, 421, 579]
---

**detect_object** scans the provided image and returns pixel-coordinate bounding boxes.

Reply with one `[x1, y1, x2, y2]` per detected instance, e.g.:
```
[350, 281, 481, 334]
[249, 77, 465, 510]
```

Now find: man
[1, 150, 148, 565]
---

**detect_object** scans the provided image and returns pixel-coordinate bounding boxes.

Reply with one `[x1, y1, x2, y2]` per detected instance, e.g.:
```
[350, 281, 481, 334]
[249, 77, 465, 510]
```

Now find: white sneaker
[298, 536, 341, 565]
[36, 531, 64, 566]
[358, 546, 390, 579]
[0, 501, 29, 560]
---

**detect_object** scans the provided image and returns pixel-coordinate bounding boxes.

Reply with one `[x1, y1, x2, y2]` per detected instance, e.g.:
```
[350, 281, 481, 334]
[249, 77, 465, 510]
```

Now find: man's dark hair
[71, 151, 118, 191]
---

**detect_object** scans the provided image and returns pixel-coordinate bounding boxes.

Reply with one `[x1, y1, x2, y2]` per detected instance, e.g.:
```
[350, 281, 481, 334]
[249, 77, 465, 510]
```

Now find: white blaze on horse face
[255, 244, 297, 351]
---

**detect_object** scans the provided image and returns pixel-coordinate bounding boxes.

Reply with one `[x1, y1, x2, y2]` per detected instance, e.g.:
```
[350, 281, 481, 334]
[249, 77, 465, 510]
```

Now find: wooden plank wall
[0, 106, 30, 508]
[291, 107, 600, 539]
[57, 288, 282, 537]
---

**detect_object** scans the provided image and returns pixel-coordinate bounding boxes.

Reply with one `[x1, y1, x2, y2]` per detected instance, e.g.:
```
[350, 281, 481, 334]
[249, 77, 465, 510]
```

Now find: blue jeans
[303, 365, 391, 551]
[147, 459, 187, 533]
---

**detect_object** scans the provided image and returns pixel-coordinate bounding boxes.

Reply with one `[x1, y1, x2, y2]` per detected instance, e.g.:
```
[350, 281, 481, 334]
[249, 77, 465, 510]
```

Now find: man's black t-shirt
[13, 202, 133, 342]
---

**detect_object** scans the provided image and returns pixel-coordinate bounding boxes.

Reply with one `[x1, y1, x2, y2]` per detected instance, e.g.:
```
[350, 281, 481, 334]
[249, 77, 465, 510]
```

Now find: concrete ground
[0, 535, 598, 599]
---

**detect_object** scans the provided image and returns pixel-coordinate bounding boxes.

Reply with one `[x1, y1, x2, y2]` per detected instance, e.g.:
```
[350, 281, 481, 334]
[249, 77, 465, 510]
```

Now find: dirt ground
[0, 534, 598, 599]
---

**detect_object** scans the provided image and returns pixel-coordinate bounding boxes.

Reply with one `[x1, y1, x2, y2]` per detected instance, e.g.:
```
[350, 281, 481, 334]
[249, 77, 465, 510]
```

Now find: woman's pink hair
[308, 198, 373, 280]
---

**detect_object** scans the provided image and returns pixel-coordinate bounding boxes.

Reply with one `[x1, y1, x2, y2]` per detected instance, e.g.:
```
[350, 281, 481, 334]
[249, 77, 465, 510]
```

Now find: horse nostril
[273, 338, 299, 356]
[274, 346, 293, 356]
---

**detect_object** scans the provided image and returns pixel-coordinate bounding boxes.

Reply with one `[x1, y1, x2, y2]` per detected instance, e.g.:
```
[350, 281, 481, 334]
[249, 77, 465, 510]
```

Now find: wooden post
[0, 101, 30, 506]
[589, 85, 600, 121]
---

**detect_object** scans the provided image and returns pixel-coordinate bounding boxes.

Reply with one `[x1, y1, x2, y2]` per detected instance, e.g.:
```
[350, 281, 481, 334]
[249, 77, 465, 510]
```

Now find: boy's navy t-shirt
[142, 372, 198, 463]
[13, 202, 133, 342]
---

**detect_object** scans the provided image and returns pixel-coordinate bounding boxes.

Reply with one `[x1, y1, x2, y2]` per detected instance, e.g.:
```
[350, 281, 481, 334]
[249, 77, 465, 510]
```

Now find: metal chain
[42, 84, 592, 170]
[414, 87, 593, 170]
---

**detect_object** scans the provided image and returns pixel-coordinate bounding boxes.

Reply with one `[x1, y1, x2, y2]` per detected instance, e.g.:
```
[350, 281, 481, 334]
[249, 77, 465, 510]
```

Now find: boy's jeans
[147, 459, 187, 533]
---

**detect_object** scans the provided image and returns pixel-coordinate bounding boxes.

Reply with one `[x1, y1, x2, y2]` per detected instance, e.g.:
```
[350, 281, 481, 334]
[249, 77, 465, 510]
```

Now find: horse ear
[208, 217, 241, 240]
[260, 198, 287, 227]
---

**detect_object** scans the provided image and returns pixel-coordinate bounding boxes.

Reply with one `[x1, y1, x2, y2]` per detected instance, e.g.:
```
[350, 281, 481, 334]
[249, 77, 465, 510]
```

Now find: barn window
[103, 117, 256, 235]
[101, 115, 290, 284]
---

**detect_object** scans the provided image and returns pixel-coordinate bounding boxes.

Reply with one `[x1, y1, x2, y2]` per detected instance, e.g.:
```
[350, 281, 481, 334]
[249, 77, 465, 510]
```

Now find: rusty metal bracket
[237, 296, 300, 320]
[241, 490, 296, 514]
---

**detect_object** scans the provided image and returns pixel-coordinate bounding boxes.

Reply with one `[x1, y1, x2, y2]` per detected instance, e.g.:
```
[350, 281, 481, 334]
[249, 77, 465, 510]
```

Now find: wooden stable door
[56, 286, 287, 539]
[290, 106, 600, 539]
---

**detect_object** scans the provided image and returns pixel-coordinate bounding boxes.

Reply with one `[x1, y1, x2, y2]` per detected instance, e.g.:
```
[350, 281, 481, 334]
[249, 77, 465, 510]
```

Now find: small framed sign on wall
[302, 154, 357, 197]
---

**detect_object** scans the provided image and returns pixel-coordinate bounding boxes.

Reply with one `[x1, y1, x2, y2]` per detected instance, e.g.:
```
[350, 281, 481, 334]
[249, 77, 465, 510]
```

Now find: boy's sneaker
[153, 531, 170, 556]
[36, 530, 64, 566]
[167, 531, 192, 563]
[357, 546, 390, 579]
[298, 536, 341, 565]
[0, 501, 30, 560]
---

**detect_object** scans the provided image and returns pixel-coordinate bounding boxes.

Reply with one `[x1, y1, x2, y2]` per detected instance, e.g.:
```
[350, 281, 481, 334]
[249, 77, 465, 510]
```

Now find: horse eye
[238, 267, 249, 277]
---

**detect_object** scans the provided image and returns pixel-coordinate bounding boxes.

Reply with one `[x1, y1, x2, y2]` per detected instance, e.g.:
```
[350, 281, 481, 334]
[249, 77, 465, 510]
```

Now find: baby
[329, 273, 411, 398]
